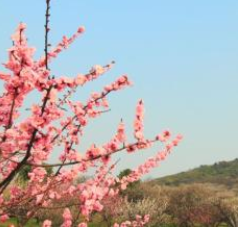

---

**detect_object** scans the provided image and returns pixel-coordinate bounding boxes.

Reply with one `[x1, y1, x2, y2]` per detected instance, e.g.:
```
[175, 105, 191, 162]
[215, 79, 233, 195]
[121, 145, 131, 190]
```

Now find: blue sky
[0, 0, 238, 178]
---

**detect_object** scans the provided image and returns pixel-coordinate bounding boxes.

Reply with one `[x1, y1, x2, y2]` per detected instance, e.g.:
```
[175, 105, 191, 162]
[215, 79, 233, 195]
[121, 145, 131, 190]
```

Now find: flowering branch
[0, 2, 182, 225]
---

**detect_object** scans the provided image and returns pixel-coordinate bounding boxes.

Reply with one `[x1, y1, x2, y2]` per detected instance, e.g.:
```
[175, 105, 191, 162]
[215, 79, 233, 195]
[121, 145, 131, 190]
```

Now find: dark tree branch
[44, 0, 51, 70]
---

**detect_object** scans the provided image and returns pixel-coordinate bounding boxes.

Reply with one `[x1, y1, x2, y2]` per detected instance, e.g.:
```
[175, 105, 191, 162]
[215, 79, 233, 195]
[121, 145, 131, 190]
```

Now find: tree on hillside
[166, 184, 238, 227]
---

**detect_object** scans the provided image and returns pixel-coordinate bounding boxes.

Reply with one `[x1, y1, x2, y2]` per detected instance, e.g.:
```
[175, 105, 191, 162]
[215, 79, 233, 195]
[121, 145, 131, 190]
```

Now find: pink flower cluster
[120, 134, 183, 189]
[39, 26, 85, 66]
[134, 100, 144, 141]
[61, 208, 73, 227]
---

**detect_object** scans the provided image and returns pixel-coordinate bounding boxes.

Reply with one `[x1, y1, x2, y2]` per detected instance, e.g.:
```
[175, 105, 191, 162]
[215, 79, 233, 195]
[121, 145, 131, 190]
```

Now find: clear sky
[0, 0, 238, 178]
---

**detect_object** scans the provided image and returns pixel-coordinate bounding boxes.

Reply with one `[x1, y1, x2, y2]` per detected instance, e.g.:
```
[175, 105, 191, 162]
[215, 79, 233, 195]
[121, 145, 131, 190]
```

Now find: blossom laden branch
[0, 4, 182, 225]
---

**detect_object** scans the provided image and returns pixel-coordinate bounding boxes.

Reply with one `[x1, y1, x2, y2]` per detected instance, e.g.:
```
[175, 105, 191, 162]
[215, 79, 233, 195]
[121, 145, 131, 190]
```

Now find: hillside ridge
[154, 158, 238, 187]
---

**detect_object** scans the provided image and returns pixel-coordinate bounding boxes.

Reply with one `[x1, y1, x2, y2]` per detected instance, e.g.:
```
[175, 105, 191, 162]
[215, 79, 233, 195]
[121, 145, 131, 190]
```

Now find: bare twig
[44, 0, 51, 70]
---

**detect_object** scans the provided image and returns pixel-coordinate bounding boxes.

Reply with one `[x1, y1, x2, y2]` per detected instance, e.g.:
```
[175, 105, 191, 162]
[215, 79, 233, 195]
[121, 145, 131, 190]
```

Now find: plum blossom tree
[0, 1, 182, 226]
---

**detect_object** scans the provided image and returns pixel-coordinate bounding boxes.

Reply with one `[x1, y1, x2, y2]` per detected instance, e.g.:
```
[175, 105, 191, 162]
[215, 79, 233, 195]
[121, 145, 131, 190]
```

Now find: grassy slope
[153, 158, 238, 188]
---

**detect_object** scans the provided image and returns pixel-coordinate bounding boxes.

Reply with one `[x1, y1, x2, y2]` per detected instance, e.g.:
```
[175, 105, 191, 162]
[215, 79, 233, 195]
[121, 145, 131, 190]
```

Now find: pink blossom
[75, 74, 87, 86]
[90, 65, 105, 75]
[134, 100, 144, 141]
[43, 220, 52, 227]
[28, 167, 47, 182]
[116, 120, 126, 143]
[78, 223, 87, 227]
[61, 208, 72, 227]
[0, 214, 9, 222]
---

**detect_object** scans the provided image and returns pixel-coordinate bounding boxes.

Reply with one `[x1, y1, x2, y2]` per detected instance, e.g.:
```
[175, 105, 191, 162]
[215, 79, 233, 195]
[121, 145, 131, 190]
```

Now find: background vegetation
[5, 159, 238, 226]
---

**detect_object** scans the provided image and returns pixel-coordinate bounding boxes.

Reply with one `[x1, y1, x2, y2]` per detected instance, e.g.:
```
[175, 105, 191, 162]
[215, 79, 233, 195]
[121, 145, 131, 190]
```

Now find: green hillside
[154, 158, 238, 188]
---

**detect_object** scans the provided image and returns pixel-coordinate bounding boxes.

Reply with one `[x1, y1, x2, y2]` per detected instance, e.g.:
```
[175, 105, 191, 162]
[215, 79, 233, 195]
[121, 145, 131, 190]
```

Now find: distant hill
[153, 158, 238, 188]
